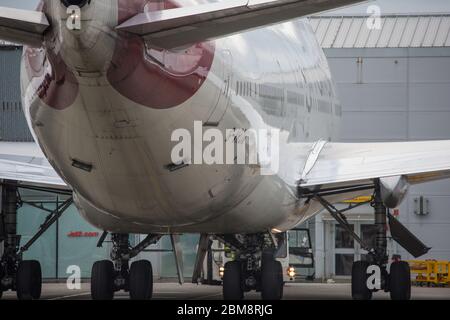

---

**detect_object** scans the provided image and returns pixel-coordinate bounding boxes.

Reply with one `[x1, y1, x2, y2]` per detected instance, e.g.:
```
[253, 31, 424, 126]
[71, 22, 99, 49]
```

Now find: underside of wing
[0, 142, 68, 190]
[117, 0, 366, 49]
[300, 140, 450, 188]
[0, 6, 49, 47]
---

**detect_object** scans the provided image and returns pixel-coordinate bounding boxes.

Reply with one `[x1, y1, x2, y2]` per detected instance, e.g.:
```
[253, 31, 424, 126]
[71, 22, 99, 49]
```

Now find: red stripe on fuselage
[108, 0, 215, 109]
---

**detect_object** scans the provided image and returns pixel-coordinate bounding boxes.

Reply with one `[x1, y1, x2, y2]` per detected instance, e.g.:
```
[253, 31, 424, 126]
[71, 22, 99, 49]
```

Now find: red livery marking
[24, 1, 79, 110]
[27, 48, 79, 110]
[24, 48, 79, 110]
[108, 0, 216, 109]
[67, 231, 100, 238]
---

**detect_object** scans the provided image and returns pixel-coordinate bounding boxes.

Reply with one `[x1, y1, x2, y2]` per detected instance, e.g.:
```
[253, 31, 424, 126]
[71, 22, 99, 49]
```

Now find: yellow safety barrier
[407, 260, 450, 287]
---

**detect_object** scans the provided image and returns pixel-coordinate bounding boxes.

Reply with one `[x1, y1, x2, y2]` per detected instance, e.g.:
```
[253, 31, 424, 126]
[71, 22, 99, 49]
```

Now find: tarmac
[1, 282, 449, 300]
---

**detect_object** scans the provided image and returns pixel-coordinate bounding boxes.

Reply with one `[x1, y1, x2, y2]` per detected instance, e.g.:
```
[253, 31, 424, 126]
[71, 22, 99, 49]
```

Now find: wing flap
[300, 140, 450, 187]
[0, 142, 68, 189]
[0, 6, 49, 47]
[116, 0, 366, 49]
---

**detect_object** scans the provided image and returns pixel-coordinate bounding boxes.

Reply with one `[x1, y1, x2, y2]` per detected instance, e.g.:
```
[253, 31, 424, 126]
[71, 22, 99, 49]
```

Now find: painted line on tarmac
[189, 293, 223, 300]
[47, 292, 92, 300]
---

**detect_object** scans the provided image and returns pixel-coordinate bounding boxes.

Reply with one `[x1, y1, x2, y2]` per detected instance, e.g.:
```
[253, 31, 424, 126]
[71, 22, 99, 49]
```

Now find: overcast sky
[0, 0, 449, 14]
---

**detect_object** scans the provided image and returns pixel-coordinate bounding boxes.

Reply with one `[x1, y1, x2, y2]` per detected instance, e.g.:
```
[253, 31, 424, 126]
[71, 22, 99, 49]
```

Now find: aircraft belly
[74, 172, 302, 234]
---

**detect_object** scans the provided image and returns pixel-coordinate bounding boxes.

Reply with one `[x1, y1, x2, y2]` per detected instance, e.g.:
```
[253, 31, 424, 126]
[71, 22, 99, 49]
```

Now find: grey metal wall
[0, 47, 33, 142]
[327, 47, 450, 261]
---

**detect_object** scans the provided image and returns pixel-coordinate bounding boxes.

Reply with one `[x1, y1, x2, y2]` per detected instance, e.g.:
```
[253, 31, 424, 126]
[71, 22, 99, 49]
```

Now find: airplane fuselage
[21, 0, 343, 234]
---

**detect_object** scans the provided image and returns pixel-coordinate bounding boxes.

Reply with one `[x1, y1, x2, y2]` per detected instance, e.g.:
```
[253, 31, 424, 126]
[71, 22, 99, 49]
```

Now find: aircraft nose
[61, 0, 90, 8]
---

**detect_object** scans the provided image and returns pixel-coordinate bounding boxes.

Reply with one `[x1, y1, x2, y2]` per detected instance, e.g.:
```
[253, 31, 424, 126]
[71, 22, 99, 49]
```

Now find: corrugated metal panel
[354, 18, 371, 48]
[309, 18, 320, 33]
[365, 18, 385, 48]
[410, 17, 429, 47]
[389, 17, 408, 47]
[377, 17, 396, 47]
[315, 18, 332, 45]
[0, 49, 21, 102]
[0, 101, 33, 142]
[322, 18, 342, 48]
[333, 18, 352, 48]
[343, 18, 364, 48]
[435, 17, 450, 46]
[0, 48, 34, 142]
[399, 17, 420, 47]
[1, 102, 29, 141]
[310, 14, 450, 48]
[446, 25, 450, 46]
[423, 16, 442, 47]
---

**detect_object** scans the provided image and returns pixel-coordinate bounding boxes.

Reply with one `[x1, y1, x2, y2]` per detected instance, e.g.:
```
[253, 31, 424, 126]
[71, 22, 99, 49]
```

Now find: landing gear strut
[316, 180, 411, 300]
[91, 233, 161, 300]
[0, 182, 72, 300]
[217, 233, 285, 300]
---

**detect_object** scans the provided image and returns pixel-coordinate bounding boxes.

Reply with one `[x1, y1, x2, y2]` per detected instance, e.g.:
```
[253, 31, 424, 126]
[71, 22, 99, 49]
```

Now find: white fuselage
[21, 0, 343, 234]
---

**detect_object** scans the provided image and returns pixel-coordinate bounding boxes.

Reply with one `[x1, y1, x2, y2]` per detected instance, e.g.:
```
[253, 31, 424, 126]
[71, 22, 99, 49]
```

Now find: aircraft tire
[16, 260, 42, 300]
[261, 259, 283, 300]
[390, 261, 411, 300]
[91, 260, 115, 300]
[129, 260, 153, 300]
[351, 261, 372, 300]
[223, 261, 243, 300]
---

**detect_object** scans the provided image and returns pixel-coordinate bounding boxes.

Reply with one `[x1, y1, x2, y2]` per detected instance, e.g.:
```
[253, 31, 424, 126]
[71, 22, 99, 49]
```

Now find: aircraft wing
[117, 0, 366, 49]
[0, 142, 68, 190]
[297, 140, 450, 188]
[0, 6, 49, 47]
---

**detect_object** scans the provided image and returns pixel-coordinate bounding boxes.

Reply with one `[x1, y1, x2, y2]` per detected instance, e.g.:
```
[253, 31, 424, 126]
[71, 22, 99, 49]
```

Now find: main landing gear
[315, 180, 424, 300]
[217, 233, 285, 300]
[0, 181, 73, 300]
[91, 233, 161, 300]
